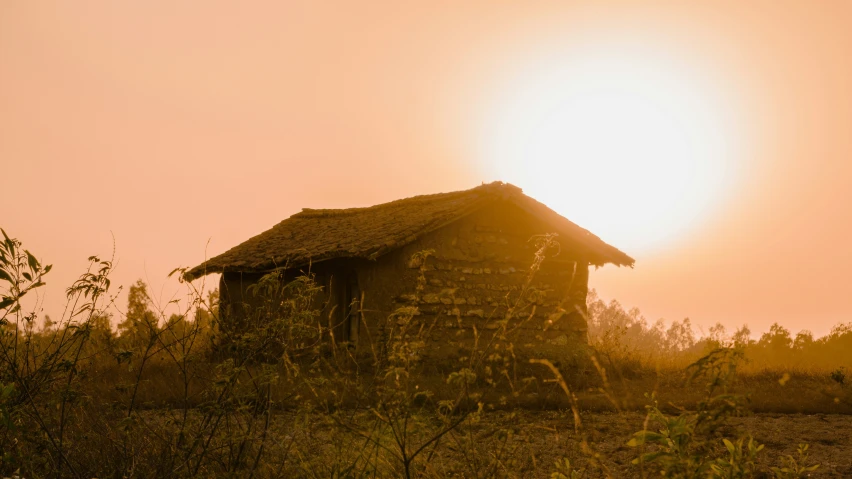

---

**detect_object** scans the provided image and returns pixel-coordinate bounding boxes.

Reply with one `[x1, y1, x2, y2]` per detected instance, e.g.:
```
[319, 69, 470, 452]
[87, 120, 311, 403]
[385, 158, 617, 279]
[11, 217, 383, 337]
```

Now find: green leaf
[0, 269, 11, 283]
[25, 250, 38, 271]
[627, 430, 665, 447]
[723, 438, 735, 454]
[632, 451, 667, 465]
[0, 297, 14, 310]
[626, 437, 643, 447]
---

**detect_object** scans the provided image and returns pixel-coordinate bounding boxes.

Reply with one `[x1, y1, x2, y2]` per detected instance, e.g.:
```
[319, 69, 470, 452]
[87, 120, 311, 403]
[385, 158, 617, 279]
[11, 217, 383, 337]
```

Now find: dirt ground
[477, 411, 852, 478]
[283, 410, 852, 478]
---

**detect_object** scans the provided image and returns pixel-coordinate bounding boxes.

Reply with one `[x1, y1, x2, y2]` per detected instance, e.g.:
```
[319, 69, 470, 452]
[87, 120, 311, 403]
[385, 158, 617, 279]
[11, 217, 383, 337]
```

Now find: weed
[829, 366, 845, 385]
[771, 444, 820, 478]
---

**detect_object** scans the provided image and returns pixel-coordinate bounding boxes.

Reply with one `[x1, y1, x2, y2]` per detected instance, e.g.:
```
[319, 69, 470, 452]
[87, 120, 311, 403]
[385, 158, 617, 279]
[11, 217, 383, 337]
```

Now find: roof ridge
[475, 181, 523, 195]
[292, 181, 520, 219]
[295, 208, 365, 218]
[184, 180, 633, 280]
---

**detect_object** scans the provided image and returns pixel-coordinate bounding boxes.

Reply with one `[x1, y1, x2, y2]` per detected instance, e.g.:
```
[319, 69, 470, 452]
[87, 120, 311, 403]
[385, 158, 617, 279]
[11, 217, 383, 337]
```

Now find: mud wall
[220, 201, 592, 362]
[347, 201, 591, 361]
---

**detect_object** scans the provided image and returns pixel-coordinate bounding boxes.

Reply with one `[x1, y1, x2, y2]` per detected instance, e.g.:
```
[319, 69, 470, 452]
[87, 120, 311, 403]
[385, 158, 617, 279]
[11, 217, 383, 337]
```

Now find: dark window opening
[334, 271, 360, 347]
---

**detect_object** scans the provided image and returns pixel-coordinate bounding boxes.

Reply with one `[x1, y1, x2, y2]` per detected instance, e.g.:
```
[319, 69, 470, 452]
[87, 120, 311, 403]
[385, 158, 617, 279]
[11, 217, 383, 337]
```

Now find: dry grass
[3, 228, 851, 478]
[112, 408, 849, 478]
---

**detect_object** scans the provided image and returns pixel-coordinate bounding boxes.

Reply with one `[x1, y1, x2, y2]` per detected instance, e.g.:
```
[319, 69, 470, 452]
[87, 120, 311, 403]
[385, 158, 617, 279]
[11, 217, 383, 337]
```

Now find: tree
[731, 325, 753, 348]
[758, 323, 792, 351]
[793, 330, 814, 350]
[87, 311, 115, 348]
[117, 280, 157, 345]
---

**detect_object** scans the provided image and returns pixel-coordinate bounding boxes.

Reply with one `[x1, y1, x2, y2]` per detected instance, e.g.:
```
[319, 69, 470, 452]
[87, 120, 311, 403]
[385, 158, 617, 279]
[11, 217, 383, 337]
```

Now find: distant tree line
[586, 289, 852, 372]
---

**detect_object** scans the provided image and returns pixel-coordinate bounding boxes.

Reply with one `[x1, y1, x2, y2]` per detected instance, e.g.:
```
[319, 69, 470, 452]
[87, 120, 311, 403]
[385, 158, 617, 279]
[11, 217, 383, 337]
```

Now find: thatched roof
[185, 182, 634, 280]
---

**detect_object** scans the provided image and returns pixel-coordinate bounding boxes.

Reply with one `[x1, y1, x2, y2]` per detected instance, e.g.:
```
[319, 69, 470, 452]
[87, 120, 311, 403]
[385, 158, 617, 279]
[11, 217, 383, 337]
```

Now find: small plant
[551, 457, 584, 479]
[627, 401, 723, 477]
[830, 366, 846, 385]
[711, 436, 764, 478]
[626, 347, 822, 479]
[771, 443, 820, 478]
[627, 348, 753, 477]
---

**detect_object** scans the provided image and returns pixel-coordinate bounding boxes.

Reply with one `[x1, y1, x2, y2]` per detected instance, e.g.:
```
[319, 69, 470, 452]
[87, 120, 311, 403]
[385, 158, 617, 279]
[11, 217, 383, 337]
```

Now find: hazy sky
[2, 1, 851, 337]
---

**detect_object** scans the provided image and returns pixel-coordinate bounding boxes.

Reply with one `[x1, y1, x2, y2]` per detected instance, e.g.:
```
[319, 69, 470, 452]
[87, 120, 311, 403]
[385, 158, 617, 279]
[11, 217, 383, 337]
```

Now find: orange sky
[2, 1, 851, 337]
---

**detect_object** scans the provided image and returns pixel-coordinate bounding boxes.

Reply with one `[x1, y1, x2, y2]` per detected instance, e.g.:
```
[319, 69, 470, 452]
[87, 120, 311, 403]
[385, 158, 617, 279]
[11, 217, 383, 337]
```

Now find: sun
[479, 43, 741, 255]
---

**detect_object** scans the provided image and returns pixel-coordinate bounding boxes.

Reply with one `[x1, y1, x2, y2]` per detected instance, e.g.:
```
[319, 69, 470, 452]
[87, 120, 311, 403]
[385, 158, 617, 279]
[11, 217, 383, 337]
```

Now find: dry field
[281, 410, 852, 478]
[4, 230, 852, 478]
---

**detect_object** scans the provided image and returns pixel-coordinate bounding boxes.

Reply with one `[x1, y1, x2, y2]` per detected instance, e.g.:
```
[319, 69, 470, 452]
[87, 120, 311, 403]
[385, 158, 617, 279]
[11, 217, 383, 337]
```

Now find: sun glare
[480, 43, 740, 255]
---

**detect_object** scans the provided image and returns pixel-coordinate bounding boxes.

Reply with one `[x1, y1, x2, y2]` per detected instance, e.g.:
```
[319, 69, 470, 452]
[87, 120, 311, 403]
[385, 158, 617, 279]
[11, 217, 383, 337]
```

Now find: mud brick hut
[185, 182, 633, 358]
